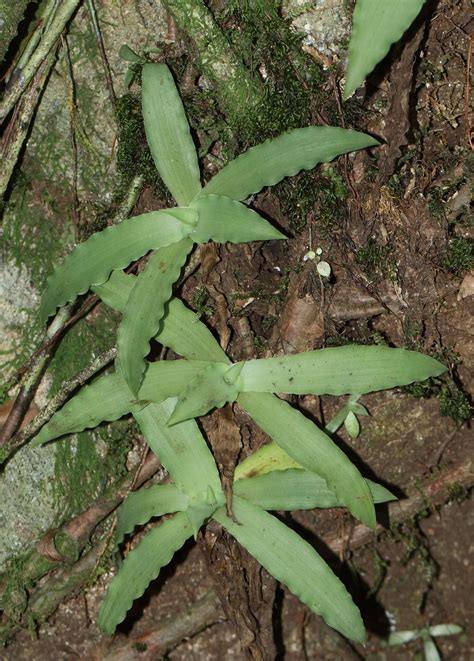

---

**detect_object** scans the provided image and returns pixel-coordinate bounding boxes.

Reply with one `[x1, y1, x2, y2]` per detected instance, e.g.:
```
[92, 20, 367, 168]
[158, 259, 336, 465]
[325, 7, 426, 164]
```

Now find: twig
[465, 34, 473, 150]
[0, 305, 74, 446]
[326, 458, 474, 557]
[0, 347, 117, 465]
[0, 0, 82, 123]
[86, 0, 115, 106]
[0, 46, 58, 199]
[104, 590, 220, 660]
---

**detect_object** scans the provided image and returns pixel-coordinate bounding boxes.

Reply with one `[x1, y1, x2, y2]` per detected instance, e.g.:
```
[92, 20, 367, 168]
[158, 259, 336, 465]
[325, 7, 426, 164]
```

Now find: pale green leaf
[234, 468, 396, 510]
[423, 637, 441, 661]
[142, 63, 201, 205]
[428, 624, 463, 638]
[214, 496, 365, 642]
[167, 362, 242, 426]
[190, 194, 286, 243]
[116, 239, 193, 395]
[239, 346, 446, 395]
[40, 208, 195, 322]
[238, 392, 376, 528]
[31, 360, 212, 446]
[99, 511, 193, 634]
[386, 630, 419, 645]
[344, 411, 360, 439]
[200, 126, 379, 202]
[119, 44, 141, 63]
[344, 0, 426, 100]
[116, 484, 189, 547]
[93, 272, 229, 363]
[31, 373, 136, 447]
[234, 442, 301, 480]
[134, 399, 223, 501]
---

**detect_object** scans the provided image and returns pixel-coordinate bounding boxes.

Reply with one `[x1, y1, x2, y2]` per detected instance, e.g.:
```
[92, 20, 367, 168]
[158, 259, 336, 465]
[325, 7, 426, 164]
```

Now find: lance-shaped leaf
[167, 362, 243, 426]
[190, 194, 286, 243]
[344, 0, 426, 100]
[234, 399, 367, 480]
[116, 484, 189, 548]
[40, 208, 196, 322]
[93, 272, 229, 363]
[234, 468, 396, 511]
[200, 126, 379, 202]
[134, 399, 223, 502]
[31, 360, 213, 446]
[116, 238, 193, 395]
[142, 63, 201, 205]
[238, 392, 376, 528]
[214, 497, 365, 642]
[99, 511, 194, 634]
[239, 345, 446, 395]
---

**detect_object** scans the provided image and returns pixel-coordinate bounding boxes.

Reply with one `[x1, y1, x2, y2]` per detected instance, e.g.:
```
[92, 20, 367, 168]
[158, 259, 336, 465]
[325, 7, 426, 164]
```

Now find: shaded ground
[0, 0, 472, 659]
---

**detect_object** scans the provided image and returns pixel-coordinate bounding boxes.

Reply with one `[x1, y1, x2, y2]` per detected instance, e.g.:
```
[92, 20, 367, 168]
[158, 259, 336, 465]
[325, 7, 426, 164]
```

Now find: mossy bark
[0, 0, 33, 63]
[162, 0, 261, 126]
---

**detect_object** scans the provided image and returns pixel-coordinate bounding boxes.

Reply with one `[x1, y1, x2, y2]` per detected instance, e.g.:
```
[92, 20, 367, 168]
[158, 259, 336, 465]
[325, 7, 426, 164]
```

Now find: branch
[0, 45, 58, 199]
[162, 0, 261, 127]
[0, 347, 116, 465]
[0, 0, 82, 123]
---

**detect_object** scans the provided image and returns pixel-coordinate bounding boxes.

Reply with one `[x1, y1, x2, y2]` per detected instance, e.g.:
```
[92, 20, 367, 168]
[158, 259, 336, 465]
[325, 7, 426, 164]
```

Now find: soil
[1, 0, 472, 659]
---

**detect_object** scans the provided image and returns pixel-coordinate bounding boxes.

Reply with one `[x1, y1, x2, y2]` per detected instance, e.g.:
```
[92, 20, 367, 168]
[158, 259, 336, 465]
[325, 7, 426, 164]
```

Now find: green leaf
[238, 392, 376, 528]
[93, 272, 229, 363]
[119, 44, 142, 63]
[214, 497, 365, 642]
[344, 411, 360, 439]
[386, 630, 419, 646]
[40, 208, 195, 322]
[167, 362, 242, 426]
[116, 484, 189, 547]
[190, 194, 286, 243]
[234, 442, 301, 480]
[343, 0, 426, 100]
[134, 399, 223, 502]
[99, 511, 194, 634]
[235, 468, 396, 511]
[31, 360, 213, 446]
[200, 127, 379, 202]
[428, 624, 463, 638]
[239, 346, 446, 395]
[142, 63, 201, 205]
[116, 239, 193, 395]
[423, 637, 441, 661]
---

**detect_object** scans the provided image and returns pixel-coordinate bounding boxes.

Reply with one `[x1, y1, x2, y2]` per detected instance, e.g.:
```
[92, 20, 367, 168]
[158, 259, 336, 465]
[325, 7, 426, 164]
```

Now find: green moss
[355, 238, 394, 280]
[439, 385, 472, 423]
[193, 286, 214, 318]
[441, 237, 473, 275]
[114, 92, 171, 200]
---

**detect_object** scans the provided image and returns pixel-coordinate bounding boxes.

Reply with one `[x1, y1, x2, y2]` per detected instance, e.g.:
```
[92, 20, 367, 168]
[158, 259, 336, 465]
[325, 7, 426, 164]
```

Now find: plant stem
[0, 45, 57, 200]
[0, 305, 74, 447]
[0, 347, 116, 465]
[161, 0, 261, 126]
[0, 0, 82, 123]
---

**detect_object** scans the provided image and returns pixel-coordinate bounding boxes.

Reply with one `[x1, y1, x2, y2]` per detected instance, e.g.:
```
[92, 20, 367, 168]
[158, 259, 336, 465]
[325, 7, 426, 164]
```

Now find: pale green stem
[14, 0, 59, 73]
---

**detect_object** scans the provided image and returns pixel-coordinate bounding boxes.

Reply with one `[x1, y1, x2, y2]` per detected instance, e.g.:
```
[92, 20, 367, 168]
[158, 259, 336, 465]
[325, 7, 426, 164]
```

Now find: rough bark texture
[0, 0, 32, 63]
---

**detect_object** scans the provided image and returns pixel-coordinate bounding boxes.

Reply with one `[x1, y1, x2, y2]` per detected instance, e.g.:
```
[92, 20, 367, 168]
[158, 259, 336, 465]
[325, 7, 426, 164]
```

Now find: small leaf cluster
[35, 23, 445, 642]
